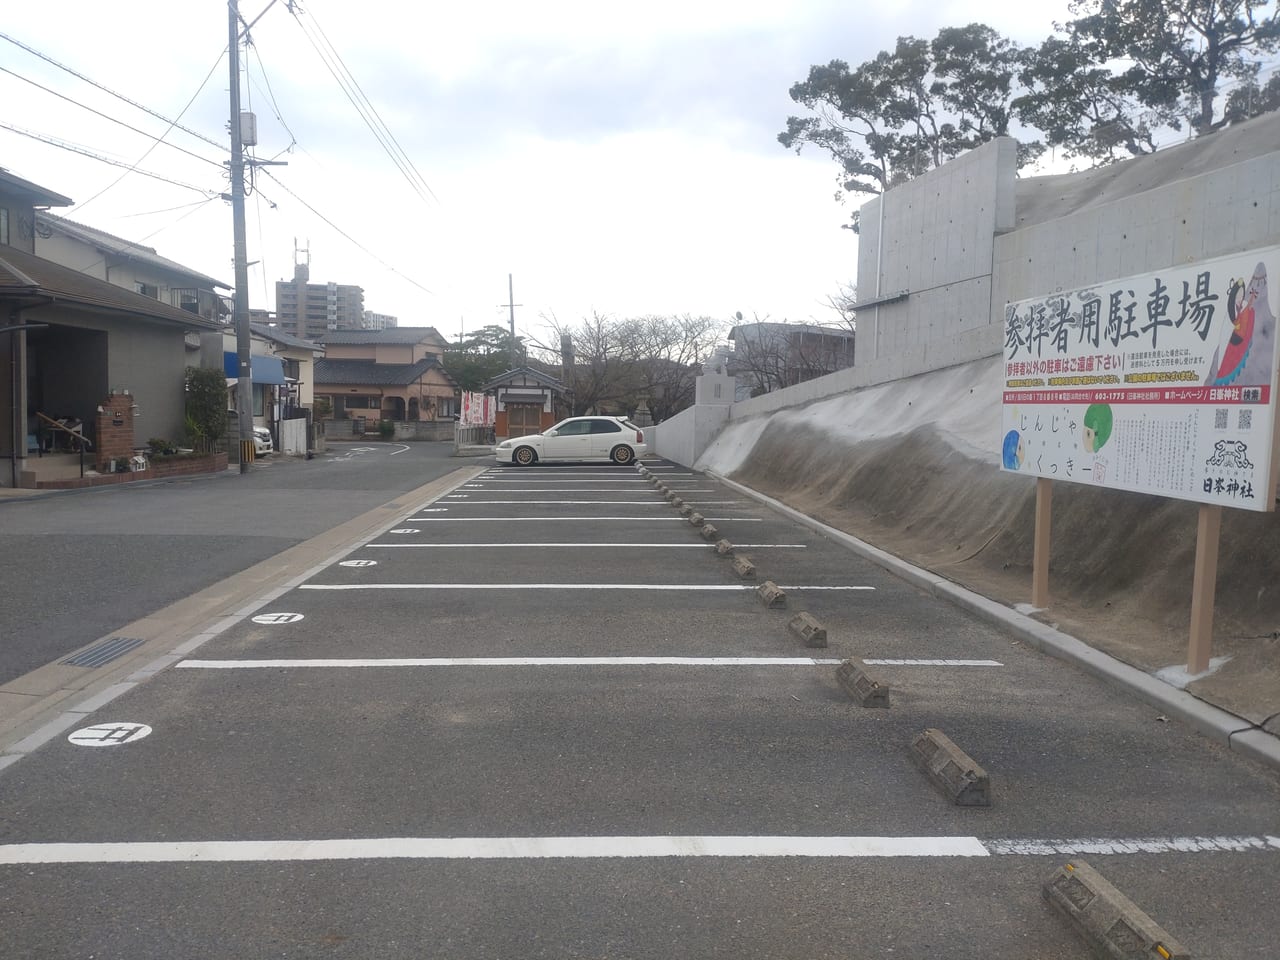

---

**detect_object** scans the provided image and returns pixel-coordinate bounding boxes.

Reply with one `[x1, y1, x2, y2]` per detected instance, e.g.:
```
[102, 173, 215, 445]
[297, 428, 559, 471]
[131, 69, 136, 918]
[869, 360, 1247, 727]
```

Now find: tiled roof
[250, 322, 323, 353]
[480, 365, 564, 391]
[320, 326, 445, 345]
[314, 356, 458, 387]
[0, 244, 222, 330]
[0, 168, 72, 207]
[36, 213, 230, 289]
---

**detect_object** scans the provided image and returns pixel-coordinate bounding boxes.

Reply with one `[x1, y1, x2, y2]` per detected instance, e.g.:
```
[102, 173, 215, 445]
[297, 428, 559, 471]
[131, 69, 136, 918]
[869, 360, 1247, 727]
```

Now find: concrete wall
[656, 115, 1280, 468]
[650, 401, 730, 467]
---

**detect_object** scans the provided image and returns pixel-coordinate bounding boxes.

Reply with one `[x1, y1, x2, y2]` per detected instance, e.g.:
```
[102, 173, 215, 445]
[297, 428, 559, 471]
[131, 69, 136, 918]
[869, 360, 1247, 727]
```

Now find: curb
[710, 470, 1280, 774]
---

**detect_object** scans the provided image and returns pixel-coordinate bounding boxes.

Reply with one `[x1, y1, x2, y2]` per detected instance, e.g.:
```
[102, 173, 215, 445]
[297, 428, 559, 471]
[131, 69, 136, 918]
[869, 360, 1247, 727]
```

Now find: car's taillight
[636, 429, 644, 443]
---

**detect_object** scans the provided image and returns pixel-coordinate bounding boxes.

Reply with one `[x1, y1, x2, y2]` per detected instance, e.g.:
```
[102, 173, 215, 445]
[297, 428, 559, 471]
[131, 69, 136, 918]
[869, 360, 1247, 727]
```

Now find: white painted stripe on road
[405, 517, 764, 522]
[298, 583, 875, 592]
[0, 835, 990, 864]
[987, 836, 1280, 855]
[177, 657, 847, 669]
[465, 489, 714, 494]
[425, 500, 673, 505]
[864, 659, 1004, 667]
[364, 543, 808, 549]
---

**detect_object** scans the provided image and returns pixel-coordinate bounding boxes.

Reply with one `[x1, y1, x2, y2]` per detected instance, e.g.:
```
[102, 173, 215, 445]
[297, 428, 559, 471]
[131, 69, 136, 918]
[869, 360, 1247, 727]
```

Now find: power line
[67, 46, 231, 215]
[258, 168, 435, 295]
[0, 121, 220, 197]
[0, 31, 229, 154]
[286, 0, 440, 207]
[0, 66, 225, 170]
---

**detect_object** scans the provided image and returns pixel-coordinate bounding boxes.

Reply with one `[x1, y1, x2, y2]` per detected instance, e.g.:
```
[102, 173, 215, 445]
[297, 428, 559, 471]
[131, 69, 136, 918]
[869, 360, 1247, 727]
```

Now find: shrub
[185, 366, 229, 451]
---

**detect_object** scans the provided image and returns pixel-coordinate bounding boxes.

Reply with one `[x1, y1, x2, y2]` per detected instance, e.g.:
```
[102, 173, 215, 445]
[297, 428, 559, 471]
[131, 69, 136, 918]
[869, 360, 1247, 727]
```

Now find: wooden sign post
[1032, 478, 1052, 608]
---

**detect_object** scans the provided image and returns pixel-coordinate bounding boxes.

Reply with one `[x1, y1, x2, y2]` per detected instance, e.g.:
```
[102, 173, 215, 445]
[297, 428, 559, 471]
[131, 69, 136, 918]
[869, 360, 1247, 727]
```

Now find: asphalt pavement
[0, 451, 1278, 958]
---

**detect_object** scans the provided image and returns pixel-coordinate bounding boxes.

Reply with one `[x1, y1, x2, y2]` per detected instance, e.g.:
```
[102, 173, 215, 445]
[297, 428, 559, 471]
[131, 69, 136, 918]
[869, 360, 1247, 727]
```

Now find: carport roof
[314, 356, 458, 387]
[0, 245, 222, 329]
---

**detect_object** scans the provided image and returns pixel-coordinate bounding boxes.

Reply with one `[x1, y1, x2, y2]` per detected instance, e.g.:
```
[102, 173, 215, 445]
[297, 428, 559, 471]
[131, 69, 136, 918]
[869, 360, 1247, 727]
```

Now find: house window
[135, 281, 159, 299]
[253, 383, 266, 417]
[0, 208, 8, 246]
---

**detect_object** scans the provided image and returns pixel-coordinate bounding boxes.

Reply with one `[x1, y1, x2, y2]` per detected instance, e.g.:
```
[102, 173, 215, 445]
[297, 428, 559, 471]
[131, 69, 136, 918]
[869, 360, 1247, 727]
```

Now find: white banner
[459, 391, 495, 426]
[1001, 245, 1280, 511]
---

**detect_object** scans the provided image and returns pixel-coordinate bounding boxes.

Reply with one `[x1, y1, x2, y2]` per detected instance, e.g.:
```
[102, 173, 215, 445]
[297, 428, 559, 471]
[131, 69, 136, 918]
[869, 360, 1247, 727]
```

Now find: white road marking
[427, 500, 673, 505]
[299, 583, 875, 592]
[66, 723, 152, 747]
[7, 835, 1278, 864]
[465, 489, 714, 494]
[0, 835, 990, 864]
[389, 444, 410, 456]
[405, 517, 763, 522]
[177, 657, 847, 669]
[987, 836, 1280, 855]
[864, 659, 1003, 667]
[251, 613, 304, 624]
[365, 543, 807, 549]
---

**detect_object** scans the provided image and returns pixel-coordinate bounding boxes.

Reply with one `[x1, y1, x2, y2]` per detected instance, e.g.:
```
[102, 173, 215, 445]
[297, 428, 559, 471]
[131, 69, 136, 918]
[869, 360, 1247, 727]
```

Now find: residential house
[35, 212, 229, 322]
[0, 168, 222, 487]
[727, 322, 856, 397]
[315, 327, 457, 424]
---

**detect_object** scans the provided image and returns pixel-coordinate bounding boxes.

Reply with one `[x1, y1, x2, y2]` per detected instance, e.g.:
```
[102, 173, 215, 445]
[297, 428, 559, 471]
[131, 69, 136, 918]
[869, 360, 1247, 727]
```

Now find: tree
[185, 366, 228, 452]
[534, 312, 727, 420]
[779, 24, 1035, 219]
[1221, 62, 1280, 123]
[443, 324, 525, 391]
[1017, 0, 1280, 162]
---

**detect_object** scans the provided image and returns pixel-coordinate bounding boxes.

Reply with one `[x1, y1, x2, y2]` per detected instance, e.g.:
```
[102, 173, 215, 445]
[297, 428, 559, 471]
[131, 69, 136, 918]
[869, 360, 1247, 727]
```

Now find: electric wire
[0, 31, 229, 154]
[0, 66, 226, 170]
[0, 121, 220, 197]
[286, 0, 439, 206]
[258, 168, 434, 295]
[66, 46, 231, 215]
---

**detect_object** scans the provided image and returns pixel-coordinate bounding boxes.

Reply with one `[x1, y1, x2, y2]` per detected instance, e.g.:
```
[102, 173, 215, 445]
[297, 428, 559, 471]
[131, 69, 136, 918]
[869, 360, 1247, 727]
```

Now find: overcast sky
[1, 0, 1071, 347]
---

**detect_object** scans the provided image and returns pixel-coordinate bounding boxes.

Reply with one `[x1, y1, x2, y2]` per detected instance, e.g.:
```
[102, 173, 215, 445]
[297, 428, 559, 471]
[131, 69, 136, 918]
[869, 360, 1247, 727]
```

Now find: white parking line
[0, 836, 989, 864]
[463, 489, 715, 494]
[177, 657, 846, 668]
[299, 583, 875, 592]
[4, 834, 1276, 865]
[865, 659, 1003, 666]
[404, 517, 764, 522]
[366, 543, 807, 549]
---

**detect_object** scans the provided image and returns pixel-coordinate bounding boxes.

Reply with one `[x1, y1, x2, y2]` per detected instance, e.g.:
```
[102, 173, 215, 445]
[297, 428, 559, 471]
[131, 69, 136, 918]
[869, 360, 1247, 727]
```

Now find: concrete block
[715, 539, 734, 556]
[731, 555, 755, 579]
[656, 482, 669, 494]
[700, 523, 719, 541]
[835, 658, 889, 705]
[756, 580, 787, 608]
[688, 513, 704, 526]
[679, 504, 694, 517]
[1043, 860, 1190, 960]
[664, 489, 677, 501]
[790, 612, 829, 649]
[671, 497, 685, 509]
[910, 728, 991, 806]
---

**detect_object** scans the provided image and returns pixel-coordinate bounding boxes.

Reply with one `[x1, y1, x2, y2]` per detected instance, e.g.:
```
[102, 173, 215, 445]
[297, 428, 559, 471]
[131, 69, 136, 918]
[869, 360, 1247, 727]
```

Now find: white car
[253, 426, 273, 455]
[495, 416, 647, 466]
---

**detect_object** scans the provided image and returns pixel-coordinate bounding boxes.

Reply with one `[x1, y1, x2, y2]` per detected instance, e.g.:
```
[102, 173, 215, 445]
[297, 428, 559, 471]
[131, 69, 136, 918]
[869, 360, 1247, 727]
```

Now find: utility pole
[227, 0, 286, 472]
[228, 0, 254, 472]
[500, 273, 522, 369]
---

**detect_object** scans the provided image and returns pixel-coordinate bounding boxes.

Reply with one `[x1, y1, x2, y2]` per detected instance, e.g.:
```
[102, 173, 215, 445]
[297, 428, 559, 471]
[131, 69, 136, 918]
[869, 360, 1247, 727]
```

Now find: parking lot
[2, 458, 1278, 958]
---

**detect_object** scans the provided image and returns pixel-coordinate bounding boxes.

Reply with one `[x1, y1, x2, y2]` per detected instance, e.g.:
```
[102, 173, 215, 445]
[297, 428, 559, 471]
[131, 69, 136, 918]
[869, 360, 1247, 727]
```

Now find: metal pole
[229, 0, 254, 472]
[508, 273, 517, 369]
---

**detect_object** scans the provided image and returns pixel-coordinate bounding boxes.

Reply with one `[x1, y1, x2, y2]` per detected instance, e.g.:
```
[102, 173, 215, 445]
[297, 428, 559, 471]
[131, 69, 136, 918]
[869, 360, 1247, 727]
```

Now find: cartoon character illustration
[1002, 429, 1024, 470]
[1207, 262, 1275, 387]
[1082, 403, 1113, 453]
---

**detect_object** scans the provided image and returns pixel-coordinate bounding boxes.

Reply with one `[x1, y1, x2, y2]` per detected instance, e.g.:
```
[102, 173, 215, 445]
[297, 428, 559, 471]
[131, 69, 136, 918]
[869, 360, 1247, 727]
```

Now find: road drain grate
[62, 637, 145, 668]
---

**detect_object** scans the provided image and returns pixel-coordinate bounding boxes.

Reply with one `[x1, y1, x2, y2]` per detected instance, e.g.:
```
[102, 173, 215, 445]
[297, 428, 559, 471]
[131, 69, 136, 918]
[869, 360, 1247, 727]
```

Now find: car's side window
[590, 421, 622, 434]
[558, 420, 591, 436]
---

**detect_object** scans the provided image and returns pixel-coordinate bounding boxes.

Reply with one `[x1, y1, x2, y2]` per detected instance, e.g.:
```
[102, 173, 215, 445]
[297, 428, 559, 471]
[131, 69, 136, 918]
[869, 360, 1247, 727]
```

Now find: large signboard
[1001, 246, 1280, 511]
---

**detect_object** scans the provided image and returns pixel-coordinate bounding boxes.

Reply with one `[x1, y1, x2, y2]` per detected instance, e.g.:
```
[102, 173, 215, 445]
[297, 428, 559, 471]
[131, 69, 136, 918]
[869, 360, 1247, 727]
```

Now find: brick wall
[94, 392, 136, 470]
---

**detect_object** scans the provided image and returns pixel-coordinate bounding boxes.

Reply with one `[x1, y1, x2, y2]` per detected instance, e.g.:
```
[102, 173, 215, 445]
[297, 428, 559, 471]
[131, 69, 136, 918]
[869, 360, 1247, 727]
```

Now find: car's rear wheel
[610, 445, 634, 465]
[514, 445, 537, 466]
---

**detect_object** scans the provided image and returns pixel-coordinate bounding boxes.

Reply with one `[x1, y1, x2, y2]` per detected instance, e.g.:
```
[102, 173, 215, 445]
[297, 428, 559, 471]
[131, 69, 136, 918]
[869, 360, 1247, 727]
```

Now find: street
[1, 449, 1278, 958]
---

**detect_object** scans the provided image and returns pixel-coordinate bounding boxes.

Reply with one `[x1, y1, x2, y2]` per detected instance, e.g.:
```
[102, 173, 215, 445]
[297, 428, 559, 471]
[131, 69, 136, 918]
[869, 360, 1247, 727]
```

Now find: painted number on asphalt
[252, 613, 305, 625]
[339, 560, 378, 567]
[68, 722, 152, 747]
